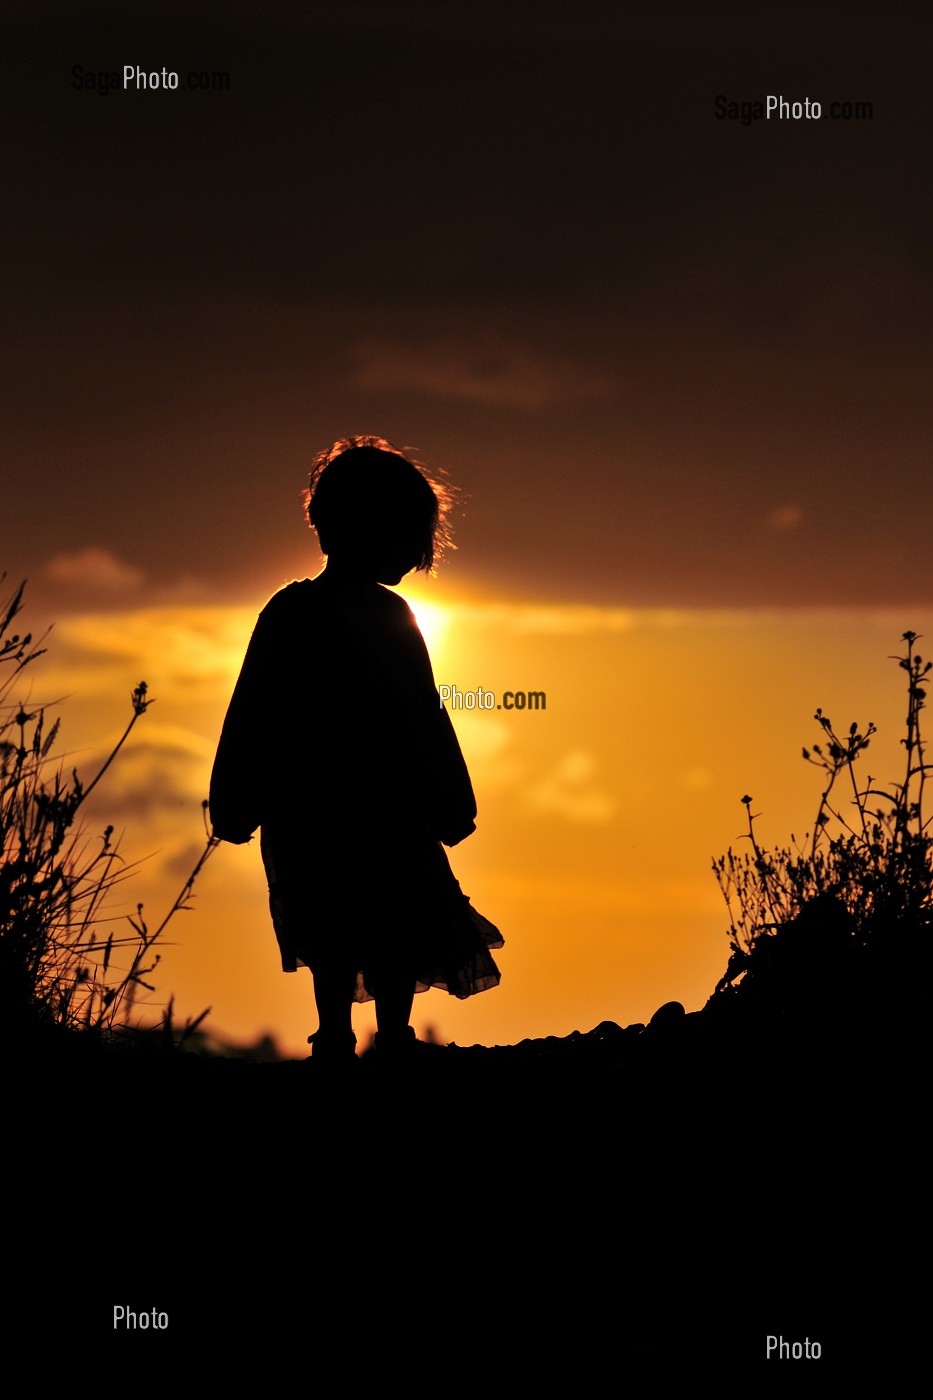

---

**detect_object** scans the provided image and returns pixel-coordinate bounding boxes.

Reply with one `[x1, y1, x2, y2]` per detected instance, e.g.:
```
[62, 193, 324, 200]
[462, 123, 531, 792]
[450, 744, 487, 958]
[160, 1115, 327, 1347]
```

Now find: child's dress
[210, 574, 503, 1000]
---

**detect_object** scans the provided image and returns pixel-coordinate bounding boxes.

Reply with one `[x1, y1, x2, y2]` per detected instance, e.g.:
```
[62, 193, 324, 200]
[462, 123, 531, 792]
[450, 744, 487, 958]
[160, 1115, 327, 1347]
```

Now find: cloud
[528, 749, 616, 823]
[447, 714, 523, 789]
[41, 606, 256, 700]
[353, 335, 612, 410]
[679, 766, 713, 792]
[77, 726, 214, 822]
[769, 504, 805, 531]
[44, 548, 145, 593]
[444, 601, 749, 636]
[444, 600, 931, 638]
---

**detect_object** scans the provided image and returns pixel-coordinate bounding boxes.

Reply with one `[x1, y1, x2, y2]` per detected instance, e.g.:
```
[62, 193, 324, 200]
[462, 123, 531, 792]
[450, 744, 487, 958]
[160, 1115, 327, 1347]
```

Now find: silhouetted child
[210, 436, 502, 1062]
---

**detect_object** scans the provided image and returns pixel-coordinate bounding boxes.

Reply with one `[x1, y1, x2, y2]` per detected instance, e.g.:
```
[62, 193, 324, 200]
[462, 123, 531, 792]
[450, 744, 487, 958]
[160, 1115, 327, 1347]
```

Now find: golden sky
[30, 580, 928, 1056]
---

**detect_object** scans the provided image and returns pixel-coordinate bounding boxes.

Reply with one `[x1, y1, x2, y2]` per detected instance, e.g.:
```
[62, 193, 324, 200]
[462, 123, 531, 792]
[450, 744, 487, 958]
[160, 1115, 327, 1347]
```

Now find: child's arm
[392, 598, 478, 845]
[209, 599, 282, 844]
[434, 713, 477, 845]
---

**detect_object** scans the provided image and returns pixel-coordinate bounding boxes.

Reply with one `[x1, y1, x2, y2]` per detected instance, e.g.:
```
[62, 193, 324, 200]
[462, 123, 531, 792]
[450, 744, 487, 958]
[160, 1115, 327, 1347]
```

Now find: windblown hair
[304, 435, 456, 573]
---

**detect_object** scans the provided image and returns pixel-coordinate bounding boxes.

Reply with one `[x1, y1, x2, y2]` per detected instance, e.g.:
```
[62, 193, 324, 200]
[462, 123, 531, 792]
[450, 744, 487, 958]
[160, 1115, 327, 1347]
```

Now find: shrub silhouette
[712, 632, 933, 1013]
[0, 575, 214, 1040]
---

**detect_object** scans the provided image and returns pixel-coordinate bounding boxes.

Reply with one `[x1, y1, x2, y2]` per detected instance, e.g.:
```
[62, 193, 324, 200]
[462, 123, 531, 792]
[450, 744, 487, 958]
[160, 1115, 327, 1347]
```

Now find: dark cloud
[2, 3, 930, 609]
[45, 547, 145, 594]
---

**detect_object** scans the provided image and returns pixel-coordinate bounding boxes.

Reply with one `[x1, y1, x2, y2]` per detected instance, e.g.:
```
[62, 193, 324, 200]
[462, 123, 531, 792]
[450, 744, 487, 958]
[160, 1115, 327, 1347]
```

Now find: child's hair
[304, 435, 456, 573]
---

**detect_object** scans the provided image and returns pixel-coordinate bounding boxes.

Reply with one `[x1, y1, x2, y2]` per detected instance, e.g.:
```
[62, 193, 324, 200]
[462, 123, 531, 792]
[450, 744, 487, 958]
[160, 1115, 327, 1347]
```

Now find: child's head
[305, 436, 454, 583]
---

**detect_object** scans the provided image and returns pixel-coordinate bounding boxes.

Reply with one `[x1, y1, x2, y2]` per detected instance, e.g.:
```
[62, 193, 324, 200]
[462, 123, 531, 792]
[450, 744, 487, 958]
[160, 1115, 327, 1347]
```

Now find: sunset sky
[3, 3, 931, 1055]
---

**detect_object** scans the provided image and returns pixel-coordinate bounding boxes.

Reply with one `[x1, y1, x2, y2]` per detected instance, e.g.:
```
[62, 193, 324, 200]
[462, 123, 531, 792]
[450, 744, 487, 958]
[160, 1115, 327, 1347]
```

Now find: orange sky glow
[32, 581, 929, 1057]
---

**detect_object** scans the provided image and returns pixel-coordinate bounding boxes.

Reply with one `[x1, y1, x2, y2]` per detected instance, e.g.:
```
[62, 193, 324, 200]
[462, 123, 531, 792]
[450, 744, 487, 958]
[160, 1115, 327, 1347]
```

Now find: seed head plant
[0, 574, 215, 1041]
[712, 632, 933, 1001]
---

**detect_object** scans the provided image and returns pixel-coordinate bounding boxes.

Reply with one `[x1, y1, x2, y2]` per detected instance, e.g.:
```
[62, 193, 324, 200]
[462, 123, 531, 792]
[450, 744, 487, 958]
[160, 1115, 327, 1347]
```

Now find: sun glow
[401, 595, 449, 658]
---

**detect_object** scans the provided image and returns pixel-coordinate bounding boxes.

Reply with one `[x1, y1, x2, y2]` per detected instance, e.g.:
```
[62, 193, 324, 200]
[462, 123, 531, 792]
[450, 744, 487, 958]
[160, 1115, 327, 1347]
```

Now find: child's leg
[374, 971, 416, 1043]
[311, 961, 357, 1045]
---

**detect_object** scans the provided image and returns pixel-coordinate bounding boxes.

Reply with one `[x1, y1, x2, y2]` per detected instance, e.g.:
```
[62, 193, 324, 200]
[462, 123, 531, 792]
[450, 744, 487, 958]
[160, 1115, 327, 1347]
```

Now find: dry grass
[0, 574, 215, 1042]
[713, 631, 933, 997]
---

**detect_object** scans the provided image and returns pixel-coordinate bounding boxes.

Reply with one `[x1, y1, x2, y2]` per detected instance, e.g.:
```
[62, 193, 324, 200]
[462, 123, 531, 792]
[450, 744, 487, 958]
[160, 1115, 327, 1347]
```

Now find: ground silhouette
[10, 942, 921, 1378]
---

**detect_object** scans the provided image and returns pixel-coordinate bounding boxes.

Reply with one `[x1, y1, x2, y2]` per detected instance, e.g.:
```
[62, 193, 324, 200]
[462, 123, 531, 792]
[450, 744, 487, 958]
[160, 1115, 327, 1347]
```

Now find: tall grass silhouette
[0, 575, 215, 1041]
[713, 632, 933, 1007]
